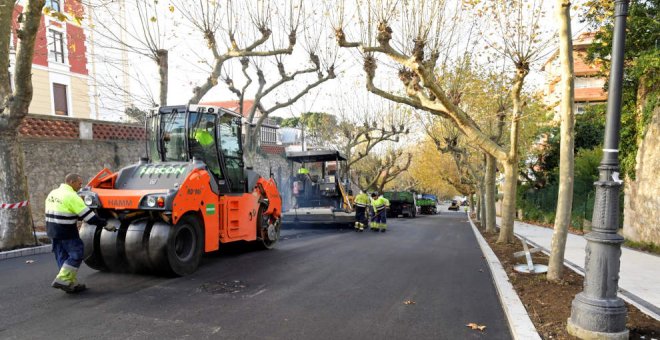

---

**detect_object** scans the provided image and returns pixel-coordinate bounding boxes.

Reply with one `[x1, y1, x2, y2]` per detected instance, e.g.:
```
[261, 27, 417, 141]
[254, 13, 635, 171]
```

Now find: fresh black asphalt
[0, 211, 511, 339]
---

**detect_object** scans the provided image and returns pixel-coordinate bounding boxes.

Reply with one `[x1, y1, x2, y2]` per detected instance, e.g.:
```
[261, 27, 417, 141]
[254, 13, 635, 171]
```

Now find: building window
[49, 30, 65, 63]
[46, 0, 61, 12]
[53, 83, 68, 115]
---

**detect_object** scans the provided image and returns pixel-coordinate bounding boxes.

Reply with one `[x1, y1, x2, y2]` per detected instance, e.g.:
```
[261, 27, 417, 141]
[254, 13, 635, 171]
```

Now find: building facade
[11, 0, 97, 119]
[542, 32, 607, 118]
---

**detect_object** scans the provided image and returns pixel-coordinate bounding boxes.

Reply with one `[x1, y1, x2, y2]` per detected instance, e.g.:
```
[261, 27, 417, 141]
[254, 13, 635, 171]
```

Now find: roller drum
[99, 218, 129, 272]
[147, 222, 173, 274]
[124, 219, 152, 273]
[80, 222, 107, 271]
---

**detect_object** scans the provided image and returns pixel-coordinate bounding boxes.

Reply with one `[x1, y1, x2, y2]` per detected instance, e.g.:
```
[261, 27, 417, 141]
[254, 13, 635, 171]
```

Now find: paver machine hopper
[78, 105, 282, 276]
[282, 150, 355, 226]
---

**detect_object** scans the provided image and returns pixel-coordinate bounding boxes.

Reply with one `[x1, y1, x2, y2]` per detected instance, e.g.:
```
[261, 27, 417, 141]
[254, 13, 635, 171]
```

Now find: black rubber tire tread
[80, 222, 108, 271]
[163, 215, 204, 276]
[257, 205, 280, 250]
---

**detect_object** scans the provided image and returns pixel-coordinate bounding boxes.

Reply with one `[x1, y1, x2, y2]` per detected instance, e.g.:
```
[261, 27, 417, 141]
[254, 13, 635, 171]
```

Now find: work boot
[51, 264, 82, 293]
[66, 284, 87, 294]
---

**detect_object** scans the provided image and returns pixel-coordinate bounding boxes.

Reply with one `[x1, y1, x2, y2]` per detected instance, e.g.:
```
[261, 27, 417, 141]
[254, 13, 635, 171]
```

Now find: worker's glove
[103, 225, 117, 232]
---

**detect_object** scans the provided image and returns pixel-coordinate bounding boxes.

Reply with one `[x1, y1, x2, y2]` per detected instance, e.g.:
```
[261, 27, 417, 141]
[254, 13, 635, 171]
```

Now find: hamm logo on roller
[206, 204, 216, 215]
[138, 166, 186, 176]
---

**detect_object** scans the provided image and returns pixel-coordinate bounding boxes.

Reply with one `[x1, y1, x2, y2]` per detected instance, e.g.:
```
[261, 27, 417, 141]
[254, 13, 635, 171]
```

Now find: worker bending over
[353, 190, 371, 232]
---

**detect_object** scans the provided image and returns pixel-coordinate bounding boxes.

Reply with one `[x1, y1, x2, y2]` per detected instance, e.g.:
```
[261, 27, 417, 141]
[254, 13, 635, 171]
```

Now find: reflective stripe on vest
[45, 184, 96, 229]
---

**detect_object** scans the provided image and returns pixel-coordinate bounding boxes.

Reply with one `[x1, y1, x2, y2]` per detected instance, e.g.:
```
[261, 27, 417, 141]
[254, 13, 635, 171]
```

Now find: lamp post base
[567, 293, 628, 339]
[567, 318, 628, 340]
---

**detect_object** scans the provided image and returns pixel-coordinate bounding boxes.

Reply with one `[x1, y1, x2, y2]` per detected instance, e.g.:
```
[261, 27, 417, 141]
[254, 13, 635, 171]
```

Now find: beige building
[11, 0, 96, 119]
[542, 32, 607, 118]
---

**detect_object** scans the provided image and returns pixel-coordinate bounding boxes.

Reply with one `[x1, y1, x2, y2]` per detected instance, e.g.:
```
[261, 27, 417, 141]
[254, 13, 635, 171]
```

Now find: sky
[88, 0, 597, 130]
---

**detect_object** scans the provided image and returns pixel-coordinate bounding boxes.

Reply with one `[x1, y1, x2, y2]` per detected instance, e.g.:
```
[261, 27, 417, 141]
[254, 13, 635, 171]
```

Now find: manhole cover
[200, 280, 248, 294]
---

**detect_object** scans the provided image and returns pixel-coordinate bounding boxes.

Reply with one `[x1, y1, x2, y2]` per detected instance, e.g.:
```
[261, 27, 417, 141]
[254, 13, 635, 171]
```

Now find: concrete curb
[468, 215, 541, 340]
[0, 245, 51, 261]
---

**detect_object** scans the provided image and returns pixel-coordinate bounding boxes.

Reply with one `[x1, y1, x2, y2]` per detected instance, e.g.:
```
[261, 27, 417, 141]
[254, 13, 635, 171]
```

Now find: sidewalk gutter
[0, 244, 51, 261]
[468, 215, 541, 340]
[505, 224, 660, 322]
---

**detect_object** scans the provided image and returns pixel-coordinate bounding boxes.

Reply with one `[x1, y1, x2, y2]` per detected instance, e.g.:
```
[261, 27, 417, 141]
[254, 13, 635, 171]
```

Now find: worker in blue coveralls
[45, 174, 114, 293]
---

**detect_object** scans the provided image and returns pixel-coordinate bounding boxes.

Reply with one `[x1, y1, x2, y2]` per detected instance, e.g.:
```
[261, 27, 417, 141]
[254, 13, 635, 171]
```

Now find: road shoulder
[467, 214, 541, 340]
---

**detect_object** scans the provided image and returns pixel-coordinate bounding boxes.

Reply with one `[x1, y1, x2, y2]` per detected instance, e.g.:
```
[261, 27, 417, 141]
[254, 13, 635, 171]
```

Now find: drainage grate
[200, 280, 248, 295]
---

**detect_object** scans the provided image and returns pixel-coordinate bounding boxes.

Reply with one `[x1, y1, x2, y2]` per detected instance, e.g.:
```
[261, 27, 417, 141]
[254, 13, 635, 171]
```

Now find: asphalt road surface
[0, 211, 511, 340]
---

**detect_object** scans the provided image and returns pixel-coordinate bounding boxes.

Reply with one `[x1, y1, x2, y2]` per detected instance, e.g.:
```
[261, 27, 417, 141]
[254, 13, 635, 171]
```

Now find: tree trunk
[475, 187, 483, 222]
[157, 49, 168, 106]
[497, 160, 517, 243]
[497, 66, 526, 244]
[484, 154, 497, 233]
[0, 135, 37, 249]
[243, 125, 261, 168]
[0, 0, 11, 104]
[0, 0, 46, 250]
[548, 0, 576, 281]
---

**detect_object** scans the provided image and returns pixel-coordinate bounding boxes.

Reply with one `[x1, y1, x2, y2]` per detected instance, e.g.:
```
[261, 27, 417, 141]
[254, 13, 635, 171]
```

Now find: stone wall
[21, 139, 145, 228]
[18, 114, 295, 227]
[252, 151, 293, 211]
[623, 107, 660, 245]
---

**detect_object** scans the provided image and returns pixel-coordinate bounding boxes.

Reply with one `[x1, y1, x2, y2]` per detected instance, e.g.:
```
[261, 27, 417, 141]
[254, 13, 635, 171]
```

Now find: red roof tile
[201, 99, 256, 118]
[575, 88, 608, 102]
[260, 145, 285, 155]
[93, 123, 146, 140]
[19, 117, 79, 139]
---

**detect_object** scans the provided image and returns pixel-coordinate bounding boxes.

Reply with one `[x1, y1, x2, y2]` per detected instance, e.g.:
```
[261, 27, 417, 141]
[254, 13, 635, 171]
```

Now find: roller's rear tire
[149, 215, 204, 276]
[257, 205, 280, 250]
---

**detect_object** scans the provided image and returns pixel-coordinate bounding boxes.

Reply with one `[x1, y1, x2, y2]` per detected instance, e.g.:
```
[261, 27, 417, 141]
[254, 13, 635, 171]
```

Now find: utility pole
[567, 1, 629, 339]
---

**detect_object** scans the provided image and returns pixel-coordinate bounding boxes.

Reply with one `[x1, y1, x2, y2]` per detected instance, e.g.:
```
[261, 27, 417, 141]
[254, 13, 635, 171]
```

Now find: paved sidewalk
[497, 217, 660, 320]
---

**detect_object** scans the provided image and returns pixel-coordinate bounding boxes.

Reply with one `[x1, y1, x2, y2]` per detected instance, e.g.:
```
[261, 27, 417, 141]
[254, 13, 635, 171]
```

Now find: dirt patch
[476, 223, 660, 339]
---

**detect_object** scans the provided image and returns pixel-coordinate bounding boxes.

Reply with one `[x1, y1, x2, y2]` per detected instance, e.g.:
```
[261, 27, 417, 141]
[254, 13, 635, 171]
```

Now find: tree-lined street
[0, 212, 510, 339]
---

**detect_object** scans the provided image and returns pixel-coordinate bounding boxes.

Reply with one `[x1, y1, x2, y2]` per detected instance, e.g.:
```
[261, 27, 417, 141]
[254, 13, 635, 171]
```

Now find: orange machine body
[86, 166, 281, 253]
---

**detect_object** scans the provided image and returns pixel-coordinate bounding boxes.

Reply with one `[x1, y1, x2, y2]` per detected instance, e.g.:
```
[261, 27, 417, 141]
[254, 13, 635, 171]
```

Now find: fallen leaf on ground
[466, 323, 487, 331]
[403, 300, 415, 305]
[25, 260, 34, 264]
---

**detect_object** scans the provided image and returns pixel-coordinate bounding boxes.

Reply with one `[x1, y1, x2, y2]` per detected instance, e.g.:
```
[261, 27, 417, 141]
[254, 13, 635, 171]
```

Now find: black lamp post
[567, 0, 630, 339]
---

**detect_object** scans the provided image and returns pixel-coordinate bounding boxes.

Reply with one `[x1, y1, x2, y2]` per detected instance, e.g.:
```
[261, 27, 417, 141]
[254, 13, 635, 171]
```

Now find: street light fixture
[567, 0, 630, 339]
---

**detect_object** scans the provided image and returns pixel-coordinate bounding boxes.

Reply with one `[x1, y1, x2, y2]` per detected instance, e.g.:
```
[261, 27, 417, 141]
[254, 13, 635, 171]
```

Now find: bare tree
[333, 0, 552, 243]
[547, 0, 576, 281]
[90, 0, 176, 107]
[177, 0, 337, 162]
[334, 97, 409, 181]
[0, 0, 46, 250]
[353, 148, 412, 193]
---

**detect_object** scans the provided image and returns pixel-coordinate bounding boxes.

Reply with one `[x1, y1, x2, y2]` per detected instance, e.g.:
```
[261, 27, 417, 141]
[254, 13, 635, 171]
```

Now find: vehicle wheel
[257, 205, 280, 250]
[161, 215, 203, 276]
[80, 222, 108, 271]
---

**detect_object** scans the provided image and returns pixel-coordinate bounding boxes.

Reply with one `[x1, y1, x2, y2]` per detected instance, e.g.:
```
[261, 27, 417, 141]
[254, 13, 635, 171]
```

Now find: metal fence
[520, 179, 596, 229]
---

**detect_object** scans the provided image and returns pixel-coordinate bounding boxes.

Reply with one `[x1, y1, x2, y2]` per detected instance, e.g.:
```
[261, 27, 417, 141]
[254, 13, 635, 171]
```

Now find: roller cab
[79, 105, 282, 276]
